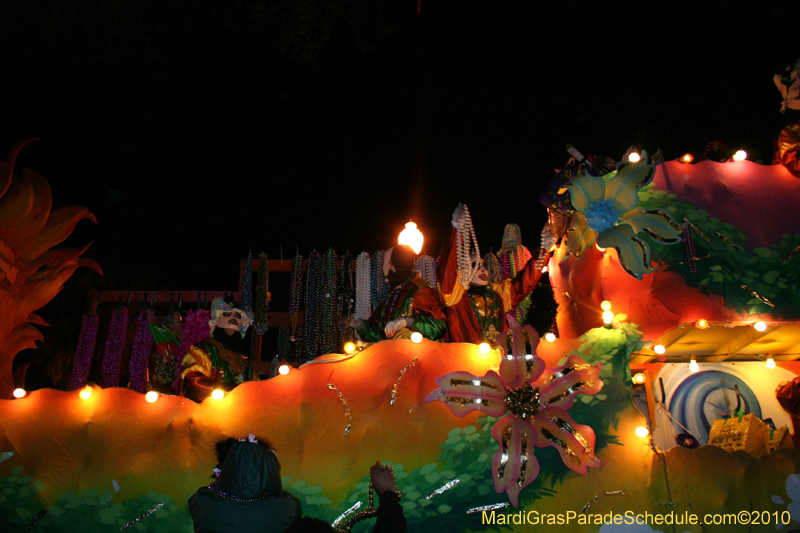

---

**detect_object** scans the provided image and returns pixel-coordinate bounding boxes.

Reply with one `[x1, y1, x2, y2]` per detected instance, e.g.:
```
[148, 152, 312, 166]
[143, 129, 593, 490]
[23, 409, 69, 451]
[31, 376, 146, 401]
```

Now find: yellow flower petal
[562, 216, 597, 259]
[619, 208, 682, 244]
[566, 172, 606, 212]
[596, 224, 655, 280]
[604, 151, 654, 213]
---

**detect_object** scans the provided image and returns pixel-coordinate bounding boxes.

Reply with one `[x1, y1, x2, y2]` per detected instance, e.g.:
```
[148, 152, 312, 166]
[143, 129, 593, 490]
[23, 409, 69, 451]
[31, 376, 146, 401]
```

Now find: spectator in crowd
[189, 435, 301, 533]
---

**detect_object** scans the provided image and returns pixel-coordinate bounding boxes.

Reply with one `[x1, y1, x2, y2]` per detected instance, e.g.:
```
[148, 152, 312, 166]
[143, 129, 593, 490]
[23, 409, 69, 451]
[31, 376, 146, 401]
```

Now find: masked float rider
[352, 244, 446, 342]
[437, 203, 557, 344]
[181, 298, 253, 402]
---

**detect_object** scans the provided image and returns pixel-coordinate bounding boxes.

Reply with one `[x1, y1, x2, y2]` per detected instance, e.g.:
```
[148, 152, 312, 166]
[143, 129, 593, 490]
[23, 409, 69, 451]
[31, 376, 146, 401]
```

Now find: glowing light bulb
[602, 311, 614, 324]
[635, 426, 650, 438]
[766, 357, 776, 369]
[398, 221, 424, 254]
[211, 389, 225, 401]
[600, 300, 612, 311]
[343, 342, 356, 354]
[654, 344, 666, 355]
[754, 321, 767, 332]
[541, 266, 548, 273]
[145, 391, 159, 403]
[681, 153, 694, 163]
[544, 332, 556, 342]
[689, 358, 699, 372]
[595, 243, 606, 252]
[411, 332, 423, 343]
[13, 388, 26, 399]
[696, 319, 709, 329]
[79, 386, 92, 400]
[278, 364, 290, 375]
[478, 342, 491, 354]
[632, 373, 646, 385]
[628, 152, 641, 162]
[732, 150, 747, 162]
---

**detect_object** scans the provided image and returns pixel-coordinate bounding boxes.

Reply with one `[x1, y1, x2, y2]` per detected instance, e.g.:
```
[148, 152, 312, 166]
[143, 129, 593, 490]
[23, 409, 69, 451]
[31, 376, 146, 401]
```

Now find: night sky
[3, 1, 799, 291]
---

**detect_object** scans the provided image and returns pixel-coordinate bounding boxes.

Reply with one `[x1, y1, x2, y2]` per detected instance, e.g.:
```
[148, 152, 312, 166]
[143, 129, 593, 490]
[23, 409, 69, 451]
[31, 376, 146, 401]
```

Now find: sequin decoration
[327, 383, 352, 437]
[580, 490, 626, 513]
[740, 284, 775, 308]
[127, 308, 154, 393]
[120, 503, 164, 530]
[466, 502, 510, 514]
[782, 244, 800, 262]
[24, 510, 46, 532]
[390, 357, 419, 406]
[333, 501, 362, 527]
[424, 478, 460, 500]
[69, 313, 99, 390]
[101, 306, 130, 388]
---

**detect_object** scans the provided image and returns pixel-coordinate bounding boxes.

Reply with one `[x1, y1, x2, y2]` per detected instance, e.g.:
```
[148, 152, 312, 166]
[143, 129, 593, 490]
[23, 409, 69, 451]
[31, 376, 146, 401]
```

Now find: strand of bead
[413, 254, 437, 288]
[456, 205, 480, 289]
[371, 250, 389, 308]
[338, 250, 354, 343]
[302, 250, 322, 360]
[253, 252, 270, 335]
[241, 250, 253, 315]
[288, 255, 304, 342]
[101, 306, 130, 388]
[484, 252, 501, 284]
[69, 313, 99, 390]
[127, 308, 154, 393]
[321, 248, 338, 354]
[354, 252, 371, 320]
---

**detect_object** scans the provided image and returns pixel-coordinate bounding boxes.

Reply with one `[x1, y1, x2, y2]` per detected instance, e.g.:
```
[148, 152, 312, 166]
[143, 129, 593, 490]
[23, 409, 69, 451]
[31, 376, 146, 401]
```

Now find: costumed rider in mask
[181, 297, 254, 402]
[437, 203, 557, 345]
[351, 244, 446, 342]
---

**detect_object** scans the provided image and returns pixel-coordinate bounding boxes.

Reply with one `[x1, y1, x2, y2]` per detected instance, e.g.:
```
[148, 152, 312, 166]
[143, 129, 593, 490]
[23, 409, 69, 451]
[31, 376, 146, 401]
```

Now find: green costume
[358, 273, 447, 342]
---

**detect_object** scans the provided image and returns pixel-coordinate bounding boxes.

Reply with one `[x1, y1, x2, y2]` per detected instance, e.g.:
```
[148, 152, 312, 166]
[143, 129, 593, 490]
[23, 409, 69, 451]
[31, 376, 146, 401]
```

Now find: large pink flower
[424, 318, 604, 507]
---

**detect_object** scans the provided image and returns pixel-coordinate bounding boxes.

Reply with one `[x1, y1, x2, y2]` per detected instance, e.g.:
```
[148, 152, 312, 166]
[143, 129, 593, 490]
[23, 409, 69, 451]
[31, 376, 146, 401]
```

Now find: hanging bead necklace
[128, 306, 154, 393]
[302, 250, 322, 360]
[370, 250, 389, 308]
[338, 251, 354, 342]
[321, 248, 339, 355]
[355, 252, 372, 320]
[101, 305, 130, 388]
[241, 250, 253, 316]
[70, 312, 100, 390]
[484, 252, 502, 284]
[456, 205, 481, 290]
[288, 255, 304, 342]
[413, 254, 437, 288]
[254, 252, 270, 335]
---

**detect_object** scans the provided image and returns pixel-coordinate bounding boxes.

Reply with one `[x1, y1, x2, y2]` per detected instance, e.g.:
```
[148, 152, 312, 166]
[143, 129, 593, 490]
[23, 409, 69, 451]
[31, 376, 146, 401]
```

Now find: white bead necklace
[456, 205, 481, 290]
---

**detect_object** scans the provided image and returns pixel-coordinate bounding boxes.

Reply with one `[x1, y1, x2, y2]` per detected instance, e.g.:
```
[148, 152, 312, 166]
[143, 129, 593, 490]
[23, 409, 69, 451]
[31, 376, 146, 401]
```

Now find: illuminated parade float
[3, 64, 800, 532]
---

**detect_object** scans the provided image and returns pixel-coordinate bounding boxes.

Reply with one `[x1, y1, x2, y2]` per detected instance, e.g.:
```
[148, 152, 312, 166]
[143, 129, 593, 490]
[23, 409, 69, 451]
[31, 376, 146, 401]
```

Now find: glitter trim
[541, 427, 580, 465]
[120, 503, 164, 530]
[448, 377, 500, 391]
[581, 490, 626, 513]
[517, 431, 528, 487]
[391, 357, 420, 406]
[327, 384, 352, 436]
[425, 478, 461, 500]
[466, 502, 510, 514]
[551, 417, 591, 453]
[497, 426, 511, 480]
